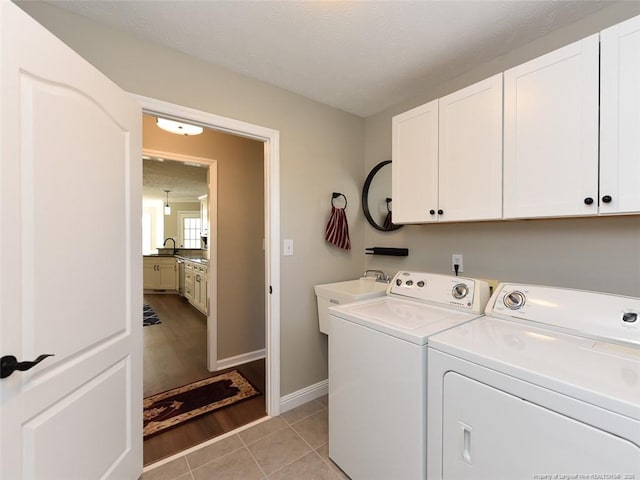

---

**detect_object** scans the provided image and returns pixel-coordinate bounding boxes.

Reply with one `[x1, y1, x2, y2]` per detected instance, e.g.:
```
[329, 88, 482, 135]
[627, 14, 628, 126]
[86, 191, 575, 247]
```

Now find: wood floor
[143, 294, 266, 466]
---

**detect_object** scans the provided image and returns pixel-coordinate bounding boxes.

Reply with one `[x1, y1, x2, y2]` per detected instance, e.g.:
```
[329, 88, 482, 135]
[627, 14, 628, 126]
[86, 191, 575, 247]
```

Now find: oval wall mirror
[362, 160, 403, 232]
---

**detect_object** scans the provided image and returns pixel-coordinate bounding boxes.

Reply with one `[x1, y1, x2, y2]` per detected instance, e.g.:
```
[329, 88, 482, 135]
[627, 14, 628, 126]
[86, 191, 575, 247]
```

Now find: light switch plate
[283, 239, 294, 256]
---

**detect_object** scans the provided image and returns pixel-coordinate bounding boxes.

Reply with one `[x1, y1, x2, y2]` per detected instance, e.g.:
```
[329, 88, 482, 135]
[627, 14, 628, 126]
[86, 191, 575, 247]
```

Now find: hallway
[143, 294, 266, 465]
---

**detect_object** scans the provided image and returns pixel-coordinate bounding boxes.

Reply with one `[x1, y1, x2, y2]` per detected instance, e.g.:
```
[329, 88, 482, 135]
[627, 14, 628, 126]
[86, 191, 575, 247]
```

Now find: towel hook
[331, 192, 347, 209]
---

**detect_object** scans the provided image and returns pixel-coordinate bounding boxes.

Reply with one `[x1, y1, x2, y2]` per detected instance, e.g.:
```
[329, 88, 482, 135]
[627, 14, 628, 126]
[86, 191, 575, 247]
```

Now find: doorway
[136, 95, 281, 464]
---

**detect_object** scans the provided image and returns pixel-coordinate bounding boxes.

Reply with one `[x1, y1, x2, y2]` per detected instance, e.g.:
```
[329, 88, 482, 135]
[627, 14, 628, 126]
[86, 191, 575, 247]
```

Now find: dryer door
[442, 372, 640, 479]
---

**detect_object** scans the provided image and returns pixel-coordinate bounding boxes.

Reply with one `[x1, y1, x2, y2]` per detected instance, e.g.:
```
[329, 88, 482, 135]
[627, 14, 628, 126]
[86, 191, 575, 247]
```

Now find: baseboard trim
[216, 349, 266, 371]
[279, 379, 328, 413]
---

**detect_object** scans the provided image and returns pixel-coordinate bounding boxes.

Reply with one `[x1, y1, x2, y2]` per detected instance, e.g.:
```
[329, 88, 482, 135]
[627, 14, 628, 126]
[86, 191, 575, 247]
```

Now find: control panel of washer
[489, 283, 640, 347]
[388, 271, 490, 314]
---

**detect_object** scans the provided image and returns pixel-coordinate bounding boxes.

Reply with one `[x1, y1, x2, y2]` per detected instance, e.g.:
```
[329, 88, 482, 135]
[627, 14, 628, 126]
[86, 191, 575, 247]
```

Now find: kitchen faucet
[364, 269, 389, 283]
[163, 237, 177, 254]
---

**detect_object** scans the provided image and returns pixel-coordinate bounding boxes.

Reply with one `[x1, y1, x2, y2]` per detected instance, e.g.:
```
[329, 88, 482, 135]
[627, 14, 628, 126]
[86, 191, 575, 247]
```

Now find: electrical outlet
[452, 254, 464, 273]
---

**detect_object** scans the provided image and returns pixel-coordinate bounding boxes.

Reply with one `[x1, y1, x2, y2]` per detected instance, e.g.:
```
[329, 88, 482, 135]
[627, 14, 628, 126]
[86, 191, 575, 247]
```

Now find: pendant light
[156, 117, 203, 136]
[164, 190, 171, 216]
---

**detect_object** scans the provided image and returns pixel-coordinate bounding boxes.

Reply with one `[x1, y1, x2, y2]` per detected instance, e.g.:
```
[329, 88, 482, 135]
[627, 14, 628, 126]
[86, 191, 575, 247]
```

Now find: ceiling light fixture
[156, 117, 203, 136]
[164, 190, 171, 216]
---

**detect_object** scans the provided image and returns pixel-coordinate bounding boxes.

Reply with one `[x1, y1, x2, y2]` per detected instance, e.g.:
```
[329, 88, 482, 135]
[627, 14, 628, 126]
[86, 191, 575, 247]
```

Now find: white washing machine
[328, 271, 491, 480]
[427, 283, 640, 479]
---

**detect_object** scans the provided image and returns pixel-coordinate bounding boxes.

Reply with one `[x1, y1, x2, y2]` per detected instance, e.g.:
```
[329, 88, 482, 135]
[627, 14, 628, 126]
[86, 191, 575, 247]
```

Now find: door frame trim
[133, 94, 281, 416]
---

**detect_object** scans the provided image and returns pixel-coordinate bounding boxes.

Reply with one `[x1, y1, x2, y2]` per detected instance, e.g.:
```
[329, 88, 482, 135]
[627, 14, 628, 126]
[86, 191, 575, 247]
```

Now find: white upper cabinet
[600, 15, 640, 215]
[392, 100, 438, 223]
[438, 74, 503, 222]
[503, 35, 600, 219]
[392, 74, 503, 224]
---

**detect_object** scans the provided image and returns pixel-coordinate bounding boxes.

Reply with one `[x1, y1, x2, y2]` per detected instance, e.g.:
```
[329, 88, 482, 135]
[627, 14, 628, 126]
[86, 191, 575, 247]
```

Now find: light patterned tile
[238, 417, 288, 445]
[191, 448, 263, 480]
[142, 457, 190, 480]
[186, 434, 243, 469]
[281, 400, 324, 424]
[267, 452, 338, 480]
[247, 427, 312, 475]
[316, 444, 351, 480]
[291, 409, 328, 449]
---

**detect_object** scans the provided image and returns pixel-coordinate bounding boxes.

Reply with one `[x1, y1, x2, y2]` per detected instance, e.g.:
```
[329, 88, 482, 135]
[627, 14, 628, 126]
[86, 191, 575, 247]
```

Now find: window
[181, 214, 202, 248]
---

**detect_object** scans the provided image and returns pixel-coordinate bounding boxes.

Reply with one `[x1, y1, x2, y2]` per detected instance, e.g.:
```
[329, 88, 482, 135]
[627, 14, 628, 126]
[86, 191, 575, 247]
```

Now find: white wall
[363, 3, 640, 297]
[18, 1, 366, 396]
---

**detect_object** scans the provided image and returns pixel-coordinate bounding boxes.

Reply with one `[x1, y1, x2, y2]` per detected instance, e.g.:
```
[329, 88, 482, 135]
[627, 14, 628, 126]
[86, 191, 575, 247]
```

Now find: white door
[503, 35, 599, 219]
[600, 14, 640, 215]
[438, 74, 503, 222]
[0, 3, 142, 480]
[392, 100, 439, 223]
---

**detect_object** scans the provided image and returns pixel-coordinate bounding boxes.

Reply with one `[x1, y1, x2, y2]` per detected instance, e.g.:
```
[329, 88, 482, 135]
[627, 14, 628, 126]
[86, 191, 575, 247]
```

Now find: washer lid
[429, 316, 640, 420]
[329, 296, 483, 345]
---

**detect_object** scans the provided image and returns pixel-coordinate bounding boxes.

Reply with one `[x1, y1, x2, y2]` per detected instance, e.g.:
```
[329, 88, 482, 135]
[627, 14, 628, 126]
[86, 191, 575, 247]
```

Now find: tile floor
[141, 395, 350, 480]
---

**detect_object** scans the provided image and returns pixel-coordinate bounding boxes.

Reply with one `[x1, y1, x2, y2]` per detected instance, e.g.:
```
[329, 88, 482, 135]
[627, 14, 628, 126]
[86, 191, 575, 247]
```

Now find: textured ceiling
[143, 157, 207, 203]
[46, 0, 614, 117]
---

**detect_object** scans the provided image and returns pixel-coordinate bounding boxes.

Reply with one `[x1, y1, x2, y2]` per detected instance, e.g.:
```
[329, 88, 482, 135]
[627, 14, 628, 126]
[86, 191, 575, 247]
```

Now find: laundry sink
[314, 277, 388, 334]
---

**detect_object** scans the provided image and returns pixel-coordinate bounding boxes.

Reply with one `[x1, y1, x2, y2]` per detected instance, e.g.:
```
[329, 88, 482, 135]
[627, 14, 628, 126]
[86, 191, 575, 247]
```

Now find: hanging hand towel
[325, 203, 351, 250]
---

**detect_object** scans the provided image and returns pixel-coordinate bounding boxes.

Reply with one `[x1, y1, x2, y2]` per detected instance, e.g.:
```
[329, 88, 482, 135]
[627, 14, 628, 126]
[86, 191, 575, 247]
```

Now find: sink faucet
[163, 237, 177, 254]
[364, 269, 389, 283]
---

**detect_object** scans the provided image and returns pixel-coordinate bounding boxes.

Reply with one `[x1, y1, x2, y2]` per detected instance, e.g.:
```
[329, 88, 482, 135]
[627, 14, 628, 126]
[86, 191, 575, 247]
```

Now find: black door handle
[1, 354, 54, 379]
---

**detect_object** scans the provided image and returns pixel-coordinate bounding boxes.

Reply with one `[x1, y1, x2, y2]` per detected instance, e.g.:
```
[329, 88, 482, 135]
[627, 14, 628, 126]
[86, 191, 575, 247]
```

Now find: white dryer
[328, 271, 490, 480]
[427, 283, 640, 479]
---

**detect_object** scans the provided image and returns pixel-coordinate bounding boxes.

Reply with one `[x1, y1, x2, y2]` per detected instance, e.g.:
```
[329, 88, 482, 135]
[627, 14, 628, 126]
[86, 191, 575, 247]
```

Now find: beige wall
[161, 202, 200, 245]
[364, 3, 640, 298]
[18, 1, 366, 396]
[143, 114, 267, 360]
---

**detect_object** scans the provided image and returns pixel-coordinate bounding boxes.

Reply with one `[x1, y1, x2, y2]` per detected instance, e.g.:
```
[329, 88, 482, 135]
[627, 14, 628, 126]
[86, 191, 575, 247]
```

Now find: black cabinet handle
[437, 209, 444, 215]
[602, 195, 612, 203]
[584, 197, 594, 205]
[429, 209, 435, 215]
[1, 354, 54, 379]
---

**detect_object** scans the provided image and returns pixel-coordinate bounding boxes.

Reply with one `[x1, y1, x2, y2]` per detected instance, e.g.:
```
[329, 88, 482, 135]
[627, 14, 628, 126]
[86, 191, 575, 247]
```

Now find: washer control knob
[622, 312, 638, 323]
[396, 278, 402, 286]
[503, 291, 526, 310]
[417, 280, 425, 288]
[452, 283, 469, 300]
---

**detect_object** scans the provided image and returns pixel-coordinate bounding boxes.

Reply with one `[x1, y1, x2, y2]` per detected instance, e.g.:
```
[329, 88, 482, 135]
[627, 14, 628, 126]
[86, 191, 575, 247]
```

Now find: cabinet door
[143, 258, 157, 289]
[439, 74, 503, 222]
[600, 15, 640, 214]
[503, 35, 599, 219]
[392, 100, 438, 223]
[157, 258, 177, 290]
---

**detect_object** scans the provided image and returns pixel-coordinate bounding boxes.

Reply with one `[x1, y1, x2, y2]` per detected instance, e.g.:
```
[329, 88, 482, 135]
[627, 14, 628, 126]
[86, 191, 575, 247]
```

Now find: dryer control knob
[503, 291, 526, 310]
[452, 283, 469, 300]
[396, 278, 402, 286]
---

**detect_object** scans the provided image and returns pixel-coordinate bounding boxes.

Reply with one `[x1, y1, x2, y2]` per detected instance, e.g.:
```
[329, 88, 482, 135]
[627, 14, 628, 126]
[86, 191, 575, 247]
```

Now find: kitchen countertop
[144, 254, 208, 265]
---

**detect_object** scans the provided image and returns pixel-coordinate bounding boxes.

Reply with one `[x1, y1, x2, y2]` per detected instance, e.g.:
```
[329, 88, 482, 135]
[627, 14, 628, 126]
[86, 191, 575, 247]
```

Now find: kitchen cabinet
[143, 256, 177, 290]
[184, 261, 195, 301]
[503, 35, 600, 219]
[600, 15, 640, 215]
[392, 99, 438, 223]
[392, 75, 503, 223]
[200, 194, 209, 236]
[183, 260, 208, 315]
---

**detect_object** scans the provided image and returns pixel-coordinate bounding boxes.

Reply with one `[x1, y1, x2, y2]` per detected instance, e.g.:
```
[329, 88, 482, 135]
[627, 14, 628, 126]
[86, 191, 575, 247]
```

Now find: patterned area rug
[143, 370, 260, 438]
[143, 304, 161, 326]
